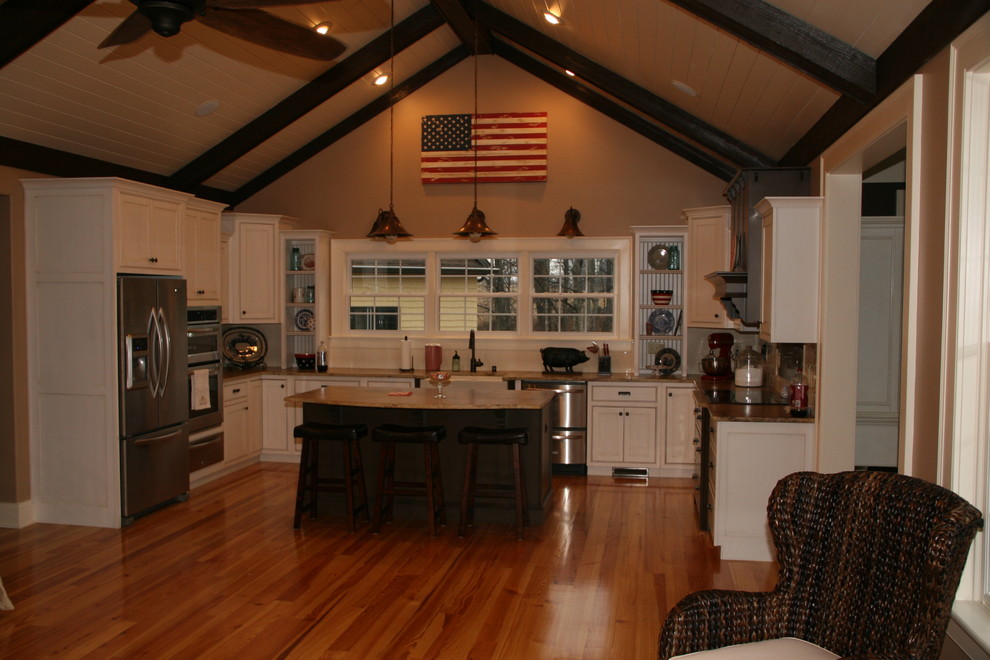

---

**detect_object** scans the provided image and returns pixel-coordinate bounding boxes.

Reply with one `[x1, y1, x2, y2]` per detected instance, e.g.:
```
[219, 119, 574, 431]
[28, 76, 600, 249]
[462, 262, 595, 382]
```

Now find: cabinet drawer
[591, 385, 658, 403]
[223, 381, 249, 402]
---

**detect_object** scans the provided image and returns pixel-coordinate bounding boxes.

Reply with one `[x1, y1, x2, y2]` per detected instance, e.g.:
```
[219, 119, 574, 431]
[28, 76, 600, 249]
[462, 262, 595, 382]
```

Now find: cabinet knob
[668, 392, 672, 397]
[625, 411, 630, 416]
[148, 257, 158, 263]
[714, 313, 720, 319]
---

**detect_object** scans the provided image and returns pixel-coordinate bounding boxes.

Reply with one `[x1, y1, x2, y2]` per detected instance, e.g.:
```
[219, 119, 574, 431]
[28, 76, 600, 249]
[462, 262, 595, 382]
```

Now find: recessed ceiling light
[544, 11, 561, 25]
[373, 73, 389, 86]
[671, 80, 699, 97]
[565, 69, 575, 77]
[195, 99, 220, 117]
[314, 21, 333, 35]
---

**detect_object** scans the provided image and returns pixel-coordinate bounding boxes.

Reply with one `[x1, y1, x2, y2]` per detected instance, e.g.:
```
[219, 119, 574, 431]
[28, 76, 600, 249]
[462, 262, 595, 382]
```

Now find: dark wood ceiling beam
[166, 4, 445, 191]
[493, 40, 736, 182]
[781, 0, 990, 166]
[0, 0, 94, 69]
[227, 46, 469, 207]
[429, 0, 492, 54]
[473, 2, 772, 169]
[665, 0, 876, 103]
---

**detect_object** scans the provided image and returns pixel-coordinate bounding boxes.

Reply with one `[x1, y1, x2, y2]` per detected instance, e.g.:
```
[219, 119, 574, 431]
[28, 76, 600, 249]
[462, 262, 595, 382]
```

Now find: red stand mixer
[700, 332, 734, 380]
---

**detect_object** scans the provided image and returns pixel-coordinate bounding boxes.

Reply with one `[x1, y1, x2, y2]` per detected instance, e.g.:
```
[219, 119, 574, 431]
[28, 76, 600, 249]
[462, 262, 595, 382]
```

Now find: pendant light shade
[454, 205, 496, 242]
[368, 208, 411, 243]
[557, 207, 583, 238]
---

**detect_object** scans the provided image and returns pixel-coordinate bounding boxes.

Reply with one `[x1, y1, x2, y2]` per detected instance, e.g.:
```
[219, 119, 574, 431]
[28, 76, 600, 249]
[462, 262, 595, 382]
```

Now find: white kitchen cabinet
[223, 213, 297, 324]
[757, 197, 822, 343]
[711, 420, 815, 561]
[588, 383, 659, 469]
[684, 206, 733, 328]
[261, 378, 293, 458]
[183, 198, 226, 305]
[223, 381, 250, 464]
[116, 190, 184, 273]
[631, 227, 687, 377]
[281, 230, 331, 366]
[660, 383, 696, 474]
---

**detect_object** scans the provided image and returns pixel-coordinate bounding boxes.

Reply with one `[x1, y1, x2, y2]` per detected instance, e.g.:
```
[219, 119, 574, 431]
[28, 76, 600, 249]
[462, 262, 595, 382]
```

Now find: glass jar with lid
[734, 346, 764, 387]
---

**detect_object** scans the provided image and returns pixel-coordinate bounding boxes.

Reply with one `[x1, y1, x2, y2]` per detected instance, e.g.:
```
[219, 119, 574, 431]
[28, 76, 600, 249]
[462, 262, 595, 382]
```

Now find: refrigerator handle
[157, 307, 172, 399]
[148, 308, 161, 398]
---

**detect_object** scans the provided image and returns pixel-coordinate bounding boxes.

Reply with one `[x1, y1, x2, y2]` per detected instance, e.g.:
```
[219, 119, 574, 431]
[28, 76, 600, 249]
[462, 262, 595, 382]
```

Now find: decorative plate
[648, 309, 675, 335]
[301, 253, 316, 270]
[647, 244, 669, 270]
[222, 327, 268, 366]
[294, 308, 315, 331]
[654, 347, 681, 375]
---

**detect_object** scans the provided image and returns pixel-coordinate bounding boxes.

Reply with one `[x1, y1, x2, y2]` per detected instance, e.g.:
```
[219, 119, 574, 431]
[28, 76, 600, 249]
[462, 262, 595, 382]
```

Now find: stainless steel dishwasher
[521, 380, 587, 475]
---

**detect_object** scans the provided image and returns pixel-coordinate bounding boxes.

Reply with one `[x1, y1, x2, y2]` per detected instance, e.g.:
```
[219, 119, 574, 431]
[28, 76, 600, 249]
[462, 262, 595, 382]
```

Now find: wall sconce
[557, 207, 583, 238]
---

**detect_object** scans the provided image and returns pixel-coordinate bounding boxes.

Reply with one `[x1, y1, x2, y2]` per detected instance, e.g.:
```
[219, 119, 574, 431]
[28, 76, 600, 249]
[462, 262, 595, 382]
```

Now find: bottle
[788, 368, 809, 417]
[668, 244, 680, 270]
[451, 351, 461, 372]
[316, 340, 328, 372]
[289, 247, 302, 271]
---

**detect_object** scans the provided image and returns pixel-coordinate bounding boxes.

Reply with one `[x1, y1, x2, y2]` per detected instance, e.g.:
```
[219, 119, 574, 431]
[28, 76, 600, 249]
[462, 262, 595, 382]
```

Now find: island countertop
[285, 384, 556, 410]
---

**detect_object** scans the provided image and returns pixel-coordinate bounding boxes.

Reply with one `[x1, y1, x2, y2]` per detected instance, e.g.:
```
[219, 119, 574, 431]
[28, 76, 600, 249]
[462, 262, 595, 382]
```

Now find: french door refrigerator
[118, 275, 190, 524]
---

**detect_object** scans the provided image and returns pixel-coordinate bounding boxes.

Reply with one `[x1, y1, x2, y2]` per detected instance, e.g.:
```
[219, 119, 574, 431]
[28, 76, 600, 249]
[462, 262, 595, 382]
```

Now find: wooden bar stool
[371, 424, 447, 537]
[457, 426, 529, 540]
[292, 422, 369, 532]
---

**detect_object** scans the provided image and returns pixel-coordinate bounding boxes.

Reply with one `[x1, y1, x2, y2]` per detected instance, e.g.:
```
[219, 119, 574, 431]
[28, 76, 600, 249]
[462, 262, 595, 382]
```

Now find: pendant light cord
[388, 0, 395, 214]
[472, 21, 479, 208]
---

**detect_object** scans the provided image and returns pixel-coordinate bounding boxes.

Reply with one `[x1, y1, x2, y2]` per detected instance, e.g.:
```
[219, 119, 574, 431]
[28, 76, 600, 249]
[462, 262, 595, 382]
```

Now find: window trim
[331, 236, 632, 340]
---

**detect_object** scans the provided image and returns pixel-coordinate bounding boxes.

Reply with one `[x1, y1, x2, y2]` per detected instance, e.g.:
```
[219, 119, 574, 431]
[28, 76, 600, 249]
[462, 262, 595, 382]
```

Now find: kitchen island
[285, 385, 556, 525]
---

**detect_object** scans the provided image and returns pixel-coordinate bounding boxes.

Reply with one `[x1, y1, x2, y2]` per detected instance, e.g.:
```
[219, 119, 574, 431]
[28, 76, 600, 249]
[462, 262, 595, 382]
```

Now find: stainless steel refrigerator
[118, 275, 190, 524]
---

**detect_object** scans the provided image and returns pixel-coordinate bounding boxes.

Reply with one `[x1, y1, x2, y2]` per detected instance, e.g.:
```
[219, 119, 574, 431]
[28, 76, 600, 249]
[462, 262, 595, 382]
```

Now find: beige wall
[238, 56, 727, 235]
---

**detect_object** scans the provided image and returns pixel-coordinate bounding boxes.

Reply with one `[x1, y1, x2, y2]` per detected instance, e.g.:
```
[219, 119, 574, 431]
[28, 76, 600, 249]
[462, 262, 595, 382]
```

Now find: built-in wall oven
[187, 306, 224, 472]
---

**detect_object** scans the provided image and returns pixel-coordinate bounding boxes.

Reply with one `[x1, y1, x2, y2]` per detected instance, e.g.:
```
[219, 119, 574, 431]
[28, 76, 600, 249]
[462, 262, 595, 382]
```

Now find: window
[348, 258, 426, 331]
[532, 257, 615, 333]
[439, 258, 518, 331]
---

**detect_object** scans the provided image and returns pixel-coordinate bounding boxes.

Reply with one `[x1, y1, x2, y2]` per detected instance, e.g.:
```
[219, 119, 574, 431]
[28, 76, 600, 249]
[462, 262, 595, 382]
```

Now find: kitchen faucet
[469, 330, 484, 372]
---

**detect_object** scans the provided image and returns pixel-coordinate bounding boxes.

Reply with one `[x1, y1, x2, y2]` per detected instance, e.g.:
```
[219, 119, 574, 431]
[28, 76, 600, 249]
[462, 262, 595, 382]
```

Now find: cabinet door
[262, 379, 290, 452]
[590, 405, 625, 463]
[184, 205, 221, 304]
[237, 221, 277, 322]
[118, 193, 183, 272]
[247, 379, 263, 455]
[623, 406, 657, 464]
[662, 386, 697, 466]
[223, 397, 249, 463]
[685, 207, 731, 328]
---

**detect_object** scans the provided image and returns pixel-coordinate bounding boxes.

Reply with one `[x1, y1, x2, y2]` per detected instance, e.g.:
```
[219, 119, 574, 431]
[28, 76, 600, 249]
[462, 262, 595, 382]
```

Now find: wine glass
[429, 371, 452, 399]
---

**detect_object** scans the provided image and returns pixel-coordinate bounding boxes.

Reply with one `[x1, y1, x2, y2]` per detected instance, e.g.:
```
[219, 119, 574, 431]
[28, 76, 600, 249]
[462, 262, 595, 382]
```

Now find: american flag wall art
[420, 112, 548, 184]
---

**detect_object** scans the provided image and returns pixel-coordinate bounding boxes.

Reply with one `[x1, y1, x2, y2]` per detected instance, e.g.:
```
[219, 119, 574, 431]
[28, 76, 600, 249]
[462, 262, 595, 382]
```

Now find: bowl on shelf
[651, 289, 673, 305]
[295, 353, 316, 369]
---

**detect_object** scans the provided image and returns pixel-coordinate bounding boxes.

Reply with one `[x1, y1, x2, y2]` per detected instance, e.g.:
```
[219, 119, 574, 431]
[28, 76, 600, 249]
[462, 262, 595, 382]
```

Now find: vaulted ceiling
[1, 0, 987, 208]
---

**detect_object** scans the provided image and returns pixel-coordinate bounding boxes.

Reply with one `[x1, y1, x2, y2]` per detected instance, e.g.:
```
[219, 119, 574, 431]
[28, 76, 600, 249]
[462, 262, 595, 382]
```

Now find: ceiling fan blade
[206, 1, 334, 8]
[198, 7, 345, 60]
[98, 9, 153, 49]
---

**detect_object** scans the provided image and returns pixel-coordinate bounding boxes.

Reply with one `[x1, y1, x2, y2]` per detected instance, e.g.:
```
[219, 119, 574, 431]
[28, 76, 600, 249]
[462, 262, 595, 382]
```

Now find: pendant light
[557, 207, 584, 238]
[454, 22, 496, 242]
[367, 0, 411, 243]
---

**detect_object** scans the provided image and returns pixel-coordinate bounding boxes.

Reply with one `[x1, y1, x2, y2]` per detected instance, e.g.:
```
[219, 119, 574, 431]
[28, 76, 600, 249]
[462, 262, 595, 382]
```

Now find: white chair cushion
[671, 637, 839, 659]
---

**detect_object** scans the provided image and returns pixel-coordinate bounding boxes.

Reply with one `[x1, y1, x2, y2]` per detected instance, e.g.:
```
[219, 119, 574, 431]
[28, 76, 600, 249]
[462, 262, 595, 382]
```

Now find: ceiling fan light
[543, 11, 561, 25]
[138, 1, 201, 38]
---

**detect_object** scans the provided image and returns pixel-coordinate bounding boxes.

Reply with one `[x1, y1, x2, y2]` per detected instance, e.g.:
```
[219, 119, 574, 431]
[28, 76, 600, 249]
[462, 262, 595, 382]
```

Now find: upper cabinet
[115, 187, 184, 274]
[183, 198, 227, 306]
[632, 226, 686, 377]
[222, 213, 298, 324]
[758, 197, 823, 343]
[684, 205, 732, 329]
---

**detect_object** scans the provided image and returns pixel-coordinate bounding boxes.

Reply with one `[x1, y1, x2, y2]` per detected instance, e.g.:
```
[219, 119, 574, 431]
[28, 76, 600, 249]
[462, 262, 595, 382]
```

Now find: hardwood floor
[0, 464, 776, 659]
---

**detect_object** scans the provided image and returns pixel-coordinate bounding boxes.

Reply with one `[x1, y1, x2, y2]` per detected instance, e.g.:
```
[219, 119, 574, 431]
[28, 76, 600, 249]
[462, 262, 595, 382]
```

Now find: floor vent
[612, 467, 649, 479]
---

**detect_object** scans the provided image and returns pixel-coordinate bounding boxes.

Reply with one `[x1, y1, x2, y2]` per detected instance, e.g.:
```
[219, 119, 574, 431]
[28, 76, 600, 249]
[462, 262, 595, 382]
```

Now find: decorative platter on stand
[222, 327, 268, 368]
[294, 308, 315, 331]
[653, 347, 681, 376]
[647, 244, 670, 270]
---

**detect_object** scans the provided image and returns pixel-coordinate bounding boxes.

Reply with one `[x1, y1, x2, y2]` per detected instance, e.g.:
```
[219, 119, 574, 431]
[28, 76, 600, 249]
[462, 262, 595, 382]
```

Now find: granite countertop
[692, 377, 814, 423]
[286, 384, 557, 410]
[223, 365, 692, 385]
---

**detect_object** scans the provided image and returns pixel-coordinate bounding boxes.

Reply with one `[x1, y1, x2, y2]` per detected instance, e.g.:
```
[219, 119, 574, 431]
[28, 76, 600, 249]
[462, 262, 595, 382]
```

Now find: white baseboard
[0, 500, 35, 529]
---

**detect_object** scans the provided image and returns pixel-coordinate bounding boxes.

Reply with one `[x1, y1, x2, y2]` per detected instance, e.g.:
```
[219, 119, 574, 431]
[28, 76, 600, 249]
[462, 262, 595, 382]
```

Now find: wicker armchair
[658, 470, 983, 659]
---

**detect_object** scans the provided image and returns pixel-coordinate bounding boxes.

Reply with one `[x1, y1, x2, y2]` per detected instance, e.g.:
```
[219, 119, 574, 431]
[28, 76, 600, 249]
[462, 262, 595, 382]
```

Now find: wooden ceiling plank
[492, 39, 737, 182]
[0, 0, 94, 70]
[226, 46, 470, 207]
[665, 0, 877, 103]
[428, 0, 492, 54]
[474, 1, 773, 169]
[781, 0, 990, 165]
[167, 4, 445, 191]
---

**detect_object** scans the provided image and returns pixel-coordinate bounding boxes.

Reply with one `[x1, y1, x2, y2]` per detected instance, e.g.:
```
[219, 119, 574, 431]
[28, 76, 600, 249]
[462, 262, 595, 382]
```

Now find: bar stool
[457, 426, 529, 540]
[292, 422, 369, 532]
[371, 424, 447, 537]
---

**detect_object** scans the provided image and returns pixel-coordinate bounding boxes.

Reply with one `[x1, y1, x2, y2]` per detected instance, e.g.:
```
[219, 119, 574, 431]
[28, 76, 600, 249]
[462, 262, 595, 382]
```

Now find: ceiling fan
[98, 0, 346, 60]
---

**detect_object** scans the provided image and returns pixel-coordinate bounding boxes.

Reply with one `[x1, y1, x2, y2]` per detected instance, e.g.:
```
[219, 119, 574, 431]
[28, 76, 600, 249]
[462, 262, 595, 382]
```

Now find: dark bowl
[295, 353, 316, 370]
